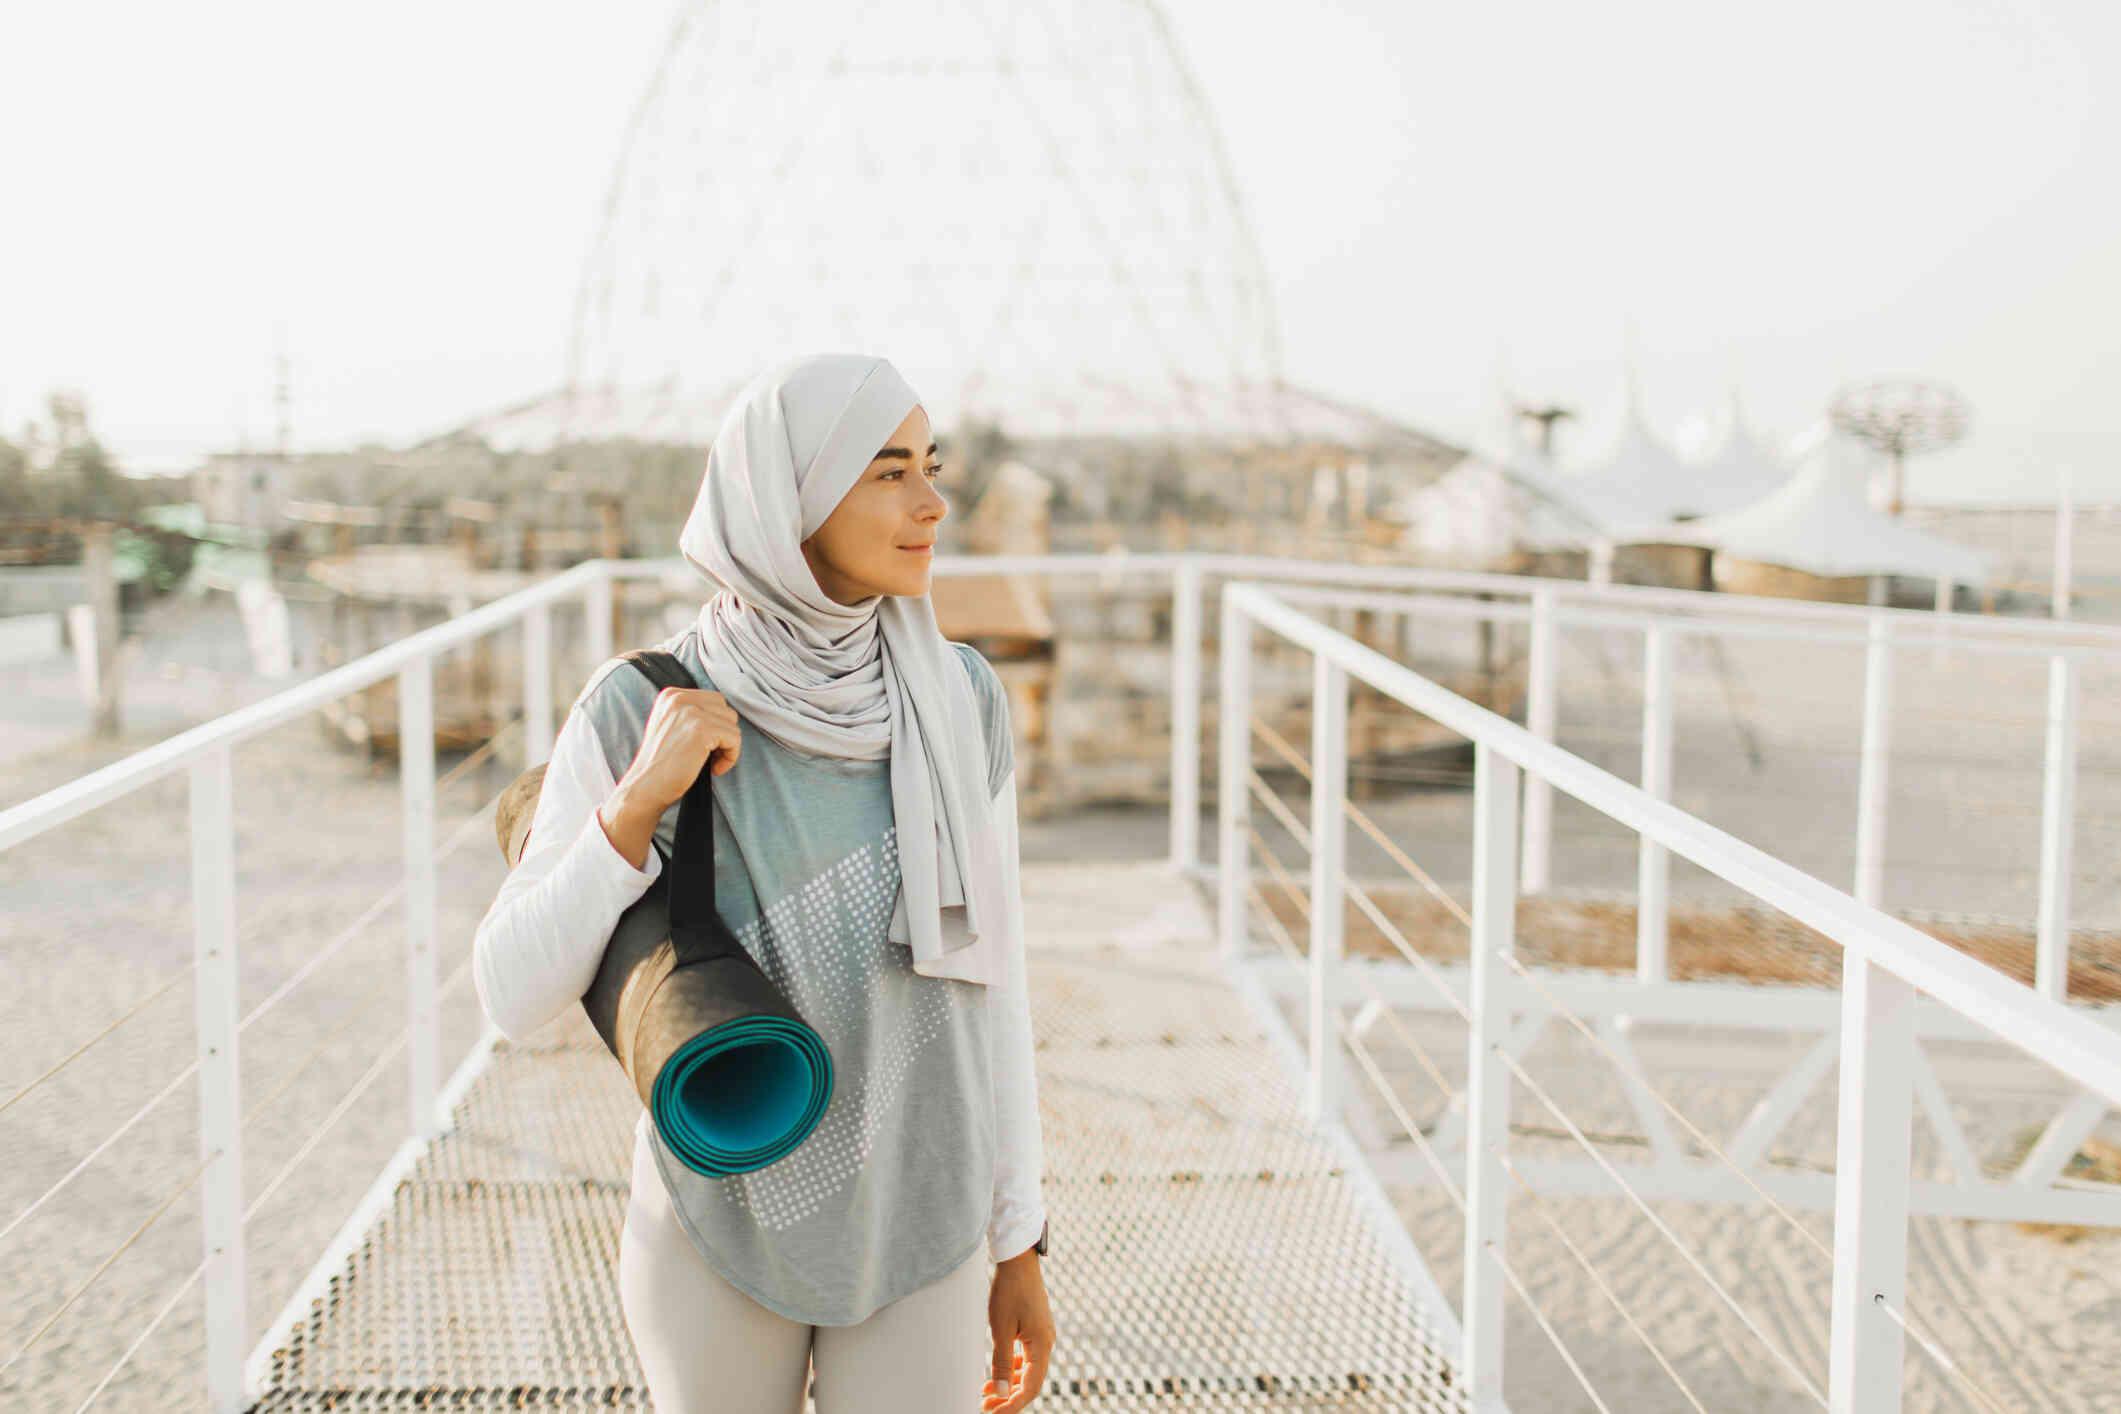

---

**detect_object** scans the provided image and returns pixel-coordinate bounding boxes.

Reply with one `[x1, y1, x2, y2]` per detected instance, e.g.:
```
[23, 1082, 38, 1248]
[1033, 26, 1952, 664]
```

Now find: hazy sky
[4, 0, 2115, 501]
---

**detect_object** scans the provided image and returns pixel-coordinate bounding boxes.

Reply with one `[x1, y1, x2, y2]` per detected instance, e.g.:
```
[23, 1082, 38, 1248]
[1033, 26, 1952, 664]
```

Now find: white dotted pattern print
[714, 824, 958, 1230]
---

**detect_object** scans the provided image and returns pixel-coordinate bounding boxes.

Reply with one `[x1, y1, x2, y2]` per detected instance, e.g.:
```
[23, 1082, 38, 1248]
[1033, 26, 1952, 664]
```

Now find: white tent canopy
[1659, 426, 1989, 583]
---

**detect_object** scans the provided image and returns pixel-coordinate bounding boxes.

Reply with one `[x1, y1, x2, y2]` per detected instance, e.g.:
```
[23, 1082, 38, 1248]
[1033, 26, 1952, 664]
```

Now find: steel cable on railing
[1244, 868, 1621, 1414]
[0, 962, 195, 1121]
[1871, 1291, 2013, 1414]
[0, 1061, 200, 1249]
[242, 947, 478, 1228]
[1490, 1148, 1713, 1414]
[65, 1252, 205, 1414]
[1251, 715, 1474, 929]
[1496, 1051, 1830, 1406]
[0, 1148, 215, 1381]
[237, 769, 506, 1038]
[1246, 769, 1311, 851]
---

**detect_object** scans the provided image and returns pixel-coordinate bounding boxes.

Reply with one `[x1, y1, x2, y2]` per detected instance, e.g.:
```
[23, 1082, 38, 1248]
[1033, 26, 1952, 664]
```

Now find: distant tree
[45, 390, 127, 515]
[0, 432, 26, 512]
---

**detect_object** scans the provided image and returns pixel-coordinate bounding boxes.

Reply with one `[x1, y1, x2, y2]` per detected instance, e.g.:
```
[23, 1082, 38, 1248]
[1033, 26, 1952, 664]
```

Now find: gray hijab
[676, 352, 1006, 987]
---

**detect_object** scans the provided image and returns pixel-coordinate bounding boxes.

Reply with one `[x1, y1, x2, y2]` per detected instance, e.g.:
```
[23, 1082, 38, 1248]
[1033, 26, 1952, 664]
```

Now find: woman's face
[801, 403, 949, 605]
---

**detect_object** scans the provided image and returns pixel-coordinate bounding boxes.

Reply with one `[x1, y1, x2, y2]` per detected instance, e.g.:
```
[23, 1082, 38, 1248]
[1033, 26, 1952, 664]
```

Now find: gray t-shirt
[568, 623, 1015, 1325]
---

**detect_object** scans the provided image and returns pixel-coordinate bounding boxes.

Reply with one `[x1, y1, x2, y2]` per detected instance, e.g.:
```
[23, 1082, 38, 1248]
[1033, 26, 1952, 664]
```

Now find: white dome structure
[436, 0, 1325, 450]
[1661, 426, 1988, 584]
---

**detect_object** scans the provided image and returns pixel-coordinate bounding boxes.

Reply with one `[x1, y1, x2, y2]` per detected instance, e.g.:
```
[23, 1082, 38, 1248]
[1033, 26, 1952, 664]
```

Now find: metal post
[399, 656, 440, 1138]
[1520, 589, 1557, 894]
[191, 745, 246, 1414]
[1827, 956, 1917, 1412]
[2053, 468, 2074, 621]
[1307, 655, 1348, 1123]
[2037, 654, 2079, 1001]
[1462, 742, 1520, 1412]
[1931, 577, 1953, 668]
[1636, 624, 1674, 983]
[524, 601, 554, 767]
[84, 521, 122, 736]
[1854, 615, 1893, 908]
[1170, 559, 1203, 874]
[584, 569, 615, 673]
[1217, 592, 1253, 965]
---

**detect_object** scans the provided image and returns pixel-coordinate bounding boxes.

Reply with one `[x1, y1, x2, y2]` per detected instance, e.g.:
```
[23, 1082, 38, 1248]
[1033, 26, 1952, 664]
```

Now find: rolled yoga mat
[494, 650, 833, 1176]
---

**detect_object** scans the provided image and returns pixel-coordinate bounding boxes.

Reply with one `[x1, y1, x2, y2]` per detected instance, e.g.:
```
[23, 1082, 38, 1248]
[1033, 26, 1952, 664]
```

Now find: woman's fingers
[982, 1345, 1044, 1412]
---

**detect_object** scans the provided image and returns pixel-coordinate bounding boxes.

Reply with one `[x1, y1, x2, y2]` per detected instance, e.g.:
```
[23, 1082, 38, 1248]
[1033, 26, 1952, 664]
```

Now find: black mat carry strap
[617, 649, 728, 965]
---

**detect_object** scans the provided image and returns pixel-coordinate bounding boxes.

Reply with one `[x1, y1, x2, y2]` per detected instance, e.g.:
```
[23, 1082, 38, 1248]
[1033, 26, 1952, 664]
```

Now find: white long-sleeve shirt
[471, 634, 1045, 1324]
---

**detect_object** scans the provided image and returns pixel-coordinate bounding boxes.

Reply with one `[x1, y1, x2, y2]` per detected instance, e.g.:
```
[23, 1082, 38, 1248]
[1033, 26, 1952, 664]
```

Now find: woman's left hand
[982, 1249, 1053, 1411]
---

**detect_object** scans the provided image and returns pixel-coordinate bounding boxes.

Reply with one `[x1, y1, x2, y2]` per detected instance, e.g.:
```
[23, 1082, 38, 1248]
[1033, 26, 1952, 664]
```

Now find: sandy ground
[5, 588, 2121, 1410]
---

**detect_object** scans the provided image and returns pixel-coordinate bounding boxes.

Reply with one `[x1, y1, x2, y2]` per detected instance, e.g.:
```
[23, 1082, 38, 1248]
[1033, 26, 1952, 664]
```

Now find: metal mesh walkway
[249, 863, 1465, 1411]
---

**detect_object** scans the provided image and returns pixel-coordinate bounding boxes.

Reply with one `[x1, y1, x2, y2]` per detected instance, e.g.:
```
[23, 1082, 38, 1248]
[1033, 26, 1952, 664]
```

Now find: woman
[471, 353, 1054, 1413]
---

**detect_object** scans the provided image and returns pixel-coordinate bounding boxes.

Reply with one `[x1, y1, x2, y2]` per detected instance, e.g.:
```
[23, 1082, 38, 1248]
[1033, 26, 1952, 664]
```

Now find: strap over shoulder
[620, 648, 697, 694]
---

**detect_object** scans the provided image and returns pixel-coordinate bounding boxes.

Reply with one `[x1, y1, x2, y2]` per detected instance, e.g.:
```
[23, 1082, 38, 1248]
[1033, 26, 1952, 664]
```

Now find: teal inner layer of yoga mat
[650, 1015, 835, 1175]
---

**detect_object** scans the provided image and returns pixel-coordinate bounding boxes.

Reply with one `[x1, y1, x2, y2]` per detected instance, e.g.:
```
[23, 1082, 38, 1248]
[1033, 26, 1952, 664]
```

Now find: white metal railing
[6, 547, 2121, 1411]
[1214, 576, 2121, 1412]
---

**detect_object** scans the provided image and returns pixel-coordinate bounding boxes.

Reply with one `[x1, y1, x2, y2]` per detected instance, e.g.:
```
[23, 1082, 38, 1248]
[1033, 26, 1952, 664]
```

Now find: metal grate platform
[250, 864, 1465, 1411]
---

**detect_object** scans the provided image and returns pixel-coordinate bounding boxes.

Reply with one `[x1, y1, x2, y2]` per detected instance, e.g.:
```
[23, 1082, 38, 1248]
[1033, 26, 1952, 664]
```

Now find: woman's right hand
[597, 687, 741, 870]
[623, 687, 743, 805]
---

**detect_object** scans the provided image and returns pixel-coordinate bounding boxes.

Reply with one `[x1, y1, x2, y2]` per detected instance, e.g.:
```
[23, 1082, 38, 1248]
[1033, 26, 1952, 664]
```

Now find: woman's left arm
[984, 769, 1053, 1412]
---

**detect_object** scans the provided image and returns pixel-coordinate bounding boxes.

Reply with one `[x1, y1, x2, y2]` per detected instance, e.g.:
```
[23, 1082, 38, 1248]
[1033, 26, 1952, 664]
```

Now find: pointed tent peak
[1619, 317, 1648, 417]
[1563, 375, 1706, 532]
[1654, 392, 1799, 519]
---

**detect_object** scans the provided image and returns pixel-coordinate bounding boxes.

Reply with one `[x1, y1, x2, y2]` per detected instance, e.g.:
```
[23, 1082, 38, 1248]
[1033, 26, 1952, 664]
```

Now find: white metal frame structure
[7, 549, 2121, 1412]
[1213, 576, 2121, 1412]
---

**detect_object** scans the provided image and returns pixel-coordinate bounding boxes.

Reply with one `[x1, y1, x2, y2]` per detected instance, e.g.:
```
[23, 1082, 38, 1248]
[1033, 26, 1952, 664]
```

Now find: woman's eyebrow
[870, 441, 941, 463]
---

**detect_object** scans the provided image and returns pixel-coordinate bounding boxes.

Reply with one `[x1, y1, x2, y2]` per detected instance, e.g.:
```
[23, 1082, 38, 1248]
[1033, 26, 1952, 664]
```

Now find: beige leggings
[618, 1129, 993, 1413]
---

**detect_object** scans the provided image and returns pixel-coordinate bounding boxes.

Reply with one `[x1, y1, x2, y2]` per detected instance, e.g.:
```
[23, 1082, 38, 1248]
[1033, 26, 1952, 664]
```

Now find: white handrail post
[1170, 558, 1203, 874]
[191, 744, 247, 1414]
[400, 655, 440, 1139]
[1463, 741, 1520, 1413]
[2037, 653, 2079, 1001]
[584, 565, 615, 672]
[1520, 588, 1557, 894]
[1854, 614, 1893, 908]
[1636, 623, 1674, 982]
[1217, 591, 1253, 965]
[1307, 655, 1348, 1123]
[1827, 956, 1917, 1412]
[524, 600, 554, 767]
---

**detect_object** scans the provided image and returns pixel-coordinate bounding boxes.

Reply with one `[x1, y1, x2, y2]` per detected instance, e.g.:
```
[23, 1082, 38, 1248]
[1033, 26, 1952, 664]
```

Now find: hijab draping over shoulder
[676, 353, 1008, 988]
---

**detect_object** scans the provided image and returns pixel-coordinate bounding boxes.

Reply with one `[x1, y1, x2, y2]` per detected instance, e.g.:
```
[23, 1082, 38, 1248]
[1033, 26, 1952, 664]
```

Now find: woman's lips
[899, 545, 933, 555]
